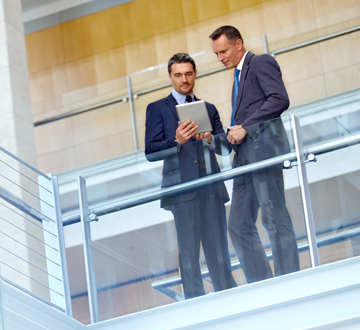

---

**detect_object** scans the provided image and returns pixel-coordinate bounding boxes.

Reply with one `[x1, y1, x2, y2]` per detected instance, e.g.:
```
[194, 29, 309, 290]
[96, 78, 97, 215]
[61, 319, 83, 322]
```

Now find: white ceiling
[21, 0, 97, 22]
[21, 0, 61, 12]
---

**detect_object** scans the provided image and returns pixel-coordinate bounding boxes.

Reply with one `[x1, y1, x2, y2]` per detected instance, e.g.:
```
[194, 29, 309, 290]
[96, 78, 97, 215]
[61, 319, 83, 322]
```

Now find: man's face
[169, 62, 197, 96]
[212, 34, 243, 69]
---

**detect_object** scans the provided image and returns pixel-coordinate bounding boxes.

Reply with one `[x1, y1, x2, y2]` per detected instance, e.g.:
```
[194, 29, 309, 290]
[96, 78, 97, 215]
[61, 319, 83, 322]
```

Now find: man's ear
[195, 70, 198, 78]
[236, 38, 243, 51]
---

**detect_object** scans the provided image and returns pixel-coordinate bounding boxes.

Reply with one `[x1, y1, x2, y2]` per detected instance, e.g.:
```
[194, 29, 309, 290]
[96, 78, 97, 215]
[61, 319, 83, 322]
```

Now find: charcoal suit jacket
[231, 51, 290, 166]
[145, 93, 230, 207]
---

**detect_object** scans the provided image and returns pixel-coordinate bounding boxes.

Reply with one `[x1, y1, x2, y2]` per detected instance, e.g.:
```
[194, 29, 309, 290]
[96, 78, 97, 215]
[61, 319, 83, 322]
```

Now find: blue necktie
[231, 69, 240, 126]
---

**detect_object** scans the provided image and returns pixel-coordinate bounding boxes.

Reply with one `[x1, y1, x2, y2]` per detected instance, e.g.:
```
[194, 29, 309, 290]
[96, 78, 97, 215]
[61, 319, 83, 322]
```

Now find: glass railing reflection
[0, 254, 3, 330]
[129, 50, 224, 96]
[301, 137, 360, 265]
[79, 116, 312, 321]
[295, 92, 360, 148]
[291, 93, 360, 265]
[0, 147, 70, 314]
[33, 76, 129, 125]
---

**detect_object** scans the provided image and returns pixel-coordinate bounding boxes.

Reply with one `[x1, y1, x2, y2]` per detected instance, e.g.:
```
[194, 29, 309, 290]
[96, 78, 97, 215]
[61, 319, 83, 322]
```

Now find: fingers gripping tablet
[176, 100, 213, 133]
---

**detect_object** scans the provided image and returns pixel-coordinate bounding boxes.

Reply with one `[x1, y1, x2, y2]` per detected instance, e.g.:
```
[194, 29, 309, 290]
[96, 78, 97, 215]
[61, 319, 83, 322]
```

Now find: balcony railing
[67, 90, 360, 323]
[0, 147, 72, 316]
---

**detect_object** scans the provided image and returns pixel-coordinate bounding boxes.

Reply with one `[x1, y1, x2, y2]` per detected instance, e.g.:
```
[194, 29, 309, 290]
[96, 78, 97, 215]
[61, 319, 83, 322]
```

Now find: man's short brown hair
[209, 25, 243, 45]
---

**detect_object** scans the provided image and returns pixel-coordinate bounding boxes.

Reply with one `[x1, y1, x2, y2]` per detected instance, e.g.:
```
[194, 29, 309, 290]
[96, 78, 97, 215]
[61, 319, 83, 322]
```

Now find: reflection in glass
[228, 118, 300, 283]
[306, 144, 360, 264]
[297, 93, 360, 148]
[79, 115, 313, 321]
[146, 132, 236, 300]
[296, 94, 360, 265]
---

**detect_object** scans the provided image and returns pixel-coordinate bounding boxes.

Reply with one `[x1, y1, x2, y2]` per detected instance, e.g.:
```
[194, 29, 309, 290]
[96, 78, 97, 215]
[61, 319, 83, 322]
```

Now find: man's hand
[195, 132, 213, 144]
[175, 119, 198, 145]
[227, 125, 247, 144]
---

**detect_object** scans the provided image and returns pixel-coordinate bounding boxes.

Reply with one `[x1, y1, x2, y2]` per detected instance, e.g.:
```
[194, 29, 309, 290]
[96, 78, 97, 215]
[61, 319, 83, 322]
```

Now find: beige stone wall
[0, 0, 51, 303]
[25, 0, 360, 174]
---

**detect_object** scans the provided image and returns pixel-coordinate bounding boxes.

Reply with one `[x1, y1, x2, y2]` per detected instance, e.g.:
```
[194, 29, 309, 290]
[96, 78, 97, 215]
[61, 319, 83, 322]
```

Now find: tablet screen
[176, 100, 213, 133]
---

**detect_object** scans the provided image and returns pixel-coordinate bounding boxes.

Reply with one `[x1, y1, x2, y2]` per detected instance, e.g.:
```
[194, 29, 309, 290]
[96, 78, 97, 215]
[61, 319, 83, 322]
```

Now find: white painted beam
[22, 0, 96, 22]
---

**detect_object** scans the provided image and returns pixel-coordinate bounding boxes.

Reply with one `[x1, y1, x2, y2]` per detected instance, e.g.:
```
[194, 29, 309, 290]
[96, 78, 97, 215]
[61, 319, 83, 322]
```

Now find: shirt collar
[236, 50, 249, 71]
[172, 89, 194, 105]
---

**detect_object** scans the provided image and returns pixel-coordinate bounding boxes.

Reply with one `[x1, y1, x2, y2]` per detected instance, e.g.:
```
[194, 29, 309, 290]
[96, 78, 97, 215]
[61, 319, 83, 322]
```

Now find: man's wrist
[174, 139, 181, 152]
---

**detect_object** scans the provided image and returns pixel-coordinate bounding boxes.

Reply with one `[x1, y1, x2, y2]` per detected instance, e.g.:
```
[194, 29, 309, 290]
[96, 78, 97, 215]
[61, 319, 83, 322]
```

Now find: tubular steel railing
[0, 147, 72, 316]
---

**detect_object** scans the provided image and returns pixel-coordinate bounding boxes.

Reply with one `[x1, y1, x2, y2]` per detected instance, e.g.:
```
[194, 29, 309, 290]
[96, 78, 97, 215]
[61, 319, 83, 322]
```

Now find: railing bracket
[88, 212, 99, 222]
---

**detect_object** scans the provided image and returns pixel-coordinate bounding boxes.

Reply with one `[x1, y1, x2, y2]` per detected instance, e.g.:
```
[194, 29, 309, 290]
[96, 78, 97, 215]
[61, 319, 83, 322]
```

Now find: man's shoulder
[147, 94, 172, 109]
[251, 53, 278, 65]
[206, 102, 218, 114]
[196, 99, 216, 110]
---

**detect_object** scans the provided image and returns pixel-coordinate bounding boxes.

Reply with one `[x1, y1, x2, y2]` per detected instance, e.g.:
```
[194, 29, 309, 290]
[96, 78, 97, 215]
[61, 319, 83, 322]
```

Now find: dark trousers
[228, 164, 300, 283]
[170, 188, 236, 299]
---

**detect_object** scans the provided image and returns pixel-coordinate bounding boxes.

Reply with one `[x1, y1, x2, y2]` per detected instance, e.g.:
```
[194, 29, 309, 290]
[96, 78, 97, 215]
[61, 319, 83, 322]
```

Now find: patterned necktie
[231, 69, 240, 126]
[186, 95, 193, 103]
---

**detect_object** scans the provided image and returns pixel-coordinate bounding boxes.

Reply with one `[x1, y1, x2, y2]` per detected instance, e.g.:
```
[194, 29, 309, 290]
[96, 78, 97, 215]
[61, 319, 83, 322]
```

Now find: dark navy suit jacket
[145, 93, 229, 207]
[232, 51, 290, 167]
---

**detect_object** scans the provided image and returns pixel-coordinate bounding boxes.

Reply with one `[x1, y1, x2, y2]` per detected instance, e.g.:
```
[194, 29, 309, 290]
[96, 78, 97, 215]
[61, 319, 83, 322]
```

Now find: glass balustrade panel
[78, 116, 309, 322]
[0, 245, 3, 330]
[296, 91, 360, 148]
[0, 149, 66, 311]
[129, 50, 224, 96]
[304, 144, 360, 265]
[298, 96, 360, 265]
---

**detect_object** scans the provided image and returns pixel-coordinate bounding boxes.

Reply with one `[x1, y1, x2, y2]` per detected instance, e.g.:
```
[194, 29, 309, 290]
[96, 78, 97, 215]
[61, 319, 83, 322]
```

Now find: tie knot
[185, 95, 193, 103]
[234, 68, 240, 79]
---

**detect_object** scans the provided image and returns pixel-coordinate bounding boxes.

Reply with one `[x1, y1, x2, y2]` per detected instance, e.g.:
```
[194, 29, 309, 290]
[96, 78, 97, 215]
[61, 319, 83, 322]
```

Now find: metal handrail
[151, 226, 360, 294]
[33, 25, 359, 127]
[33, 66, 226, 127]
[0, 276, 66, 313]
[0, 186, 53, 223]
[68, 223, 360, 301]
[62, 132, 360, 226]
[269, 25, 360, 57]
[0, 146, 50, 180]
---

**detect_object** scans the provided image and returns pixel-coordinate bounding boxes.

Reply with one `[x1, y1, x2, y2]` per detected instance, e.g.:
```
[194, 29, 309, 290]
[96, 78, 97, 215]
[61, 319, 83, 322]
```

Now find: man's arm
[228, 54, 289, 145]
[197, 102, 232, 155]
[176, 120, 198, 145]
[241, 54, 289, 129]
[145, 103, 173, 156]
[227, 125, 247, 145]
[145, 102, 198, 161]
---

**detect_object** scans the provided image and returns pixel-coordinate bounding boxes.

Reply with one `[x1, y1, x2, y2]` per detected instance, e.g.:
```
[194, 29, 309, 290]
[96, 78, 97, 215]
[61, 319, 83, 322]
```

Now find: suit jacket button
[256, 131, 259, 134]
[194, 160, 198, 164]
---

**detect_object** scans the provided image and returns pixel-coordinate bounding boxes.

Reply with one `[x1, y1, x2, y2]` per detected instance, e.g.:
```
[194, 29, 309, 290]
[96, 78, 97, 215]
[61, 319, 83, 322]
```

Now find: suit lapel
[166, 93, 197, 142]
[165, 93, 179, 120]
[234, 51, 254, 118]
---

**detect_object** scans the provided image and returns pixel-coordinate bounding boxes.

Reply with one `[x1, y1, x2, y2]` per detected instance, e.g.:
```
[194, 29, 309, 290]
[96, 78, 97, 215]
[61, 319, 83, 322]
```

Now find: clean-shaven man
[210, 26, 300, 283]
[145, 53, 236, 299]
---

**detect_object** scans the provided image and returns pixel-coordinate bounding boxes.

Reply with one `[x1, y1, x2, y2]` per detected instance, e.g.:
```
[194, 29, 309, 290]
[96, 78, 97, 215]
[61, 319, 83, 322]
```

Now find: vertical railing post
[0, 277, 4, 330]
[262, 34, 269, 55]
[290, 115, 320, 267]
[52, 175, 73, 316]
[127, 75, 139, 151]
[39, 173, 72, 315]
[77, 176, 99, 324]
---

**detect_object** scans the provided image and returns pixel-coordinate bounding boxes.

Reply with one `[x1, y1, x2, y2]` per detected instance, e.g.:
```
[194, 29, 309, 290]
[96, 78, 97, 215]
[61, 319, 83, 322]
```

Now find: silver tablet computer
[176, 100, 213, 134]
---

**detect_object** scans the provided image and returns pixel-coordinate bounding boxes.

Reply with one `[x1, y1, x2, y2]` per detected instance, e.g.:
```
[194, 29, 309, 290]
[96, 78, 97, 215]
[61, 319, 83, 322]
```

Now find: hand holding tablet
[176, 100, 213, 134]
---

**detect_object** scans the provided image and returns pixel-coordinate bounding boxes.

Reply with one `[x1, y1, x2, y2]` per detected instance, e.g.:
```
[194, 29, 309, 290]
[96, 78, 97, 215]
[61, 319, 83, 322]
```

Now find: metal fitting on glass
[283, 160, 292, 169]
[283, 153, 316, 169]
[88, 212, 99, 222]
[306, 153, 316, 163]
